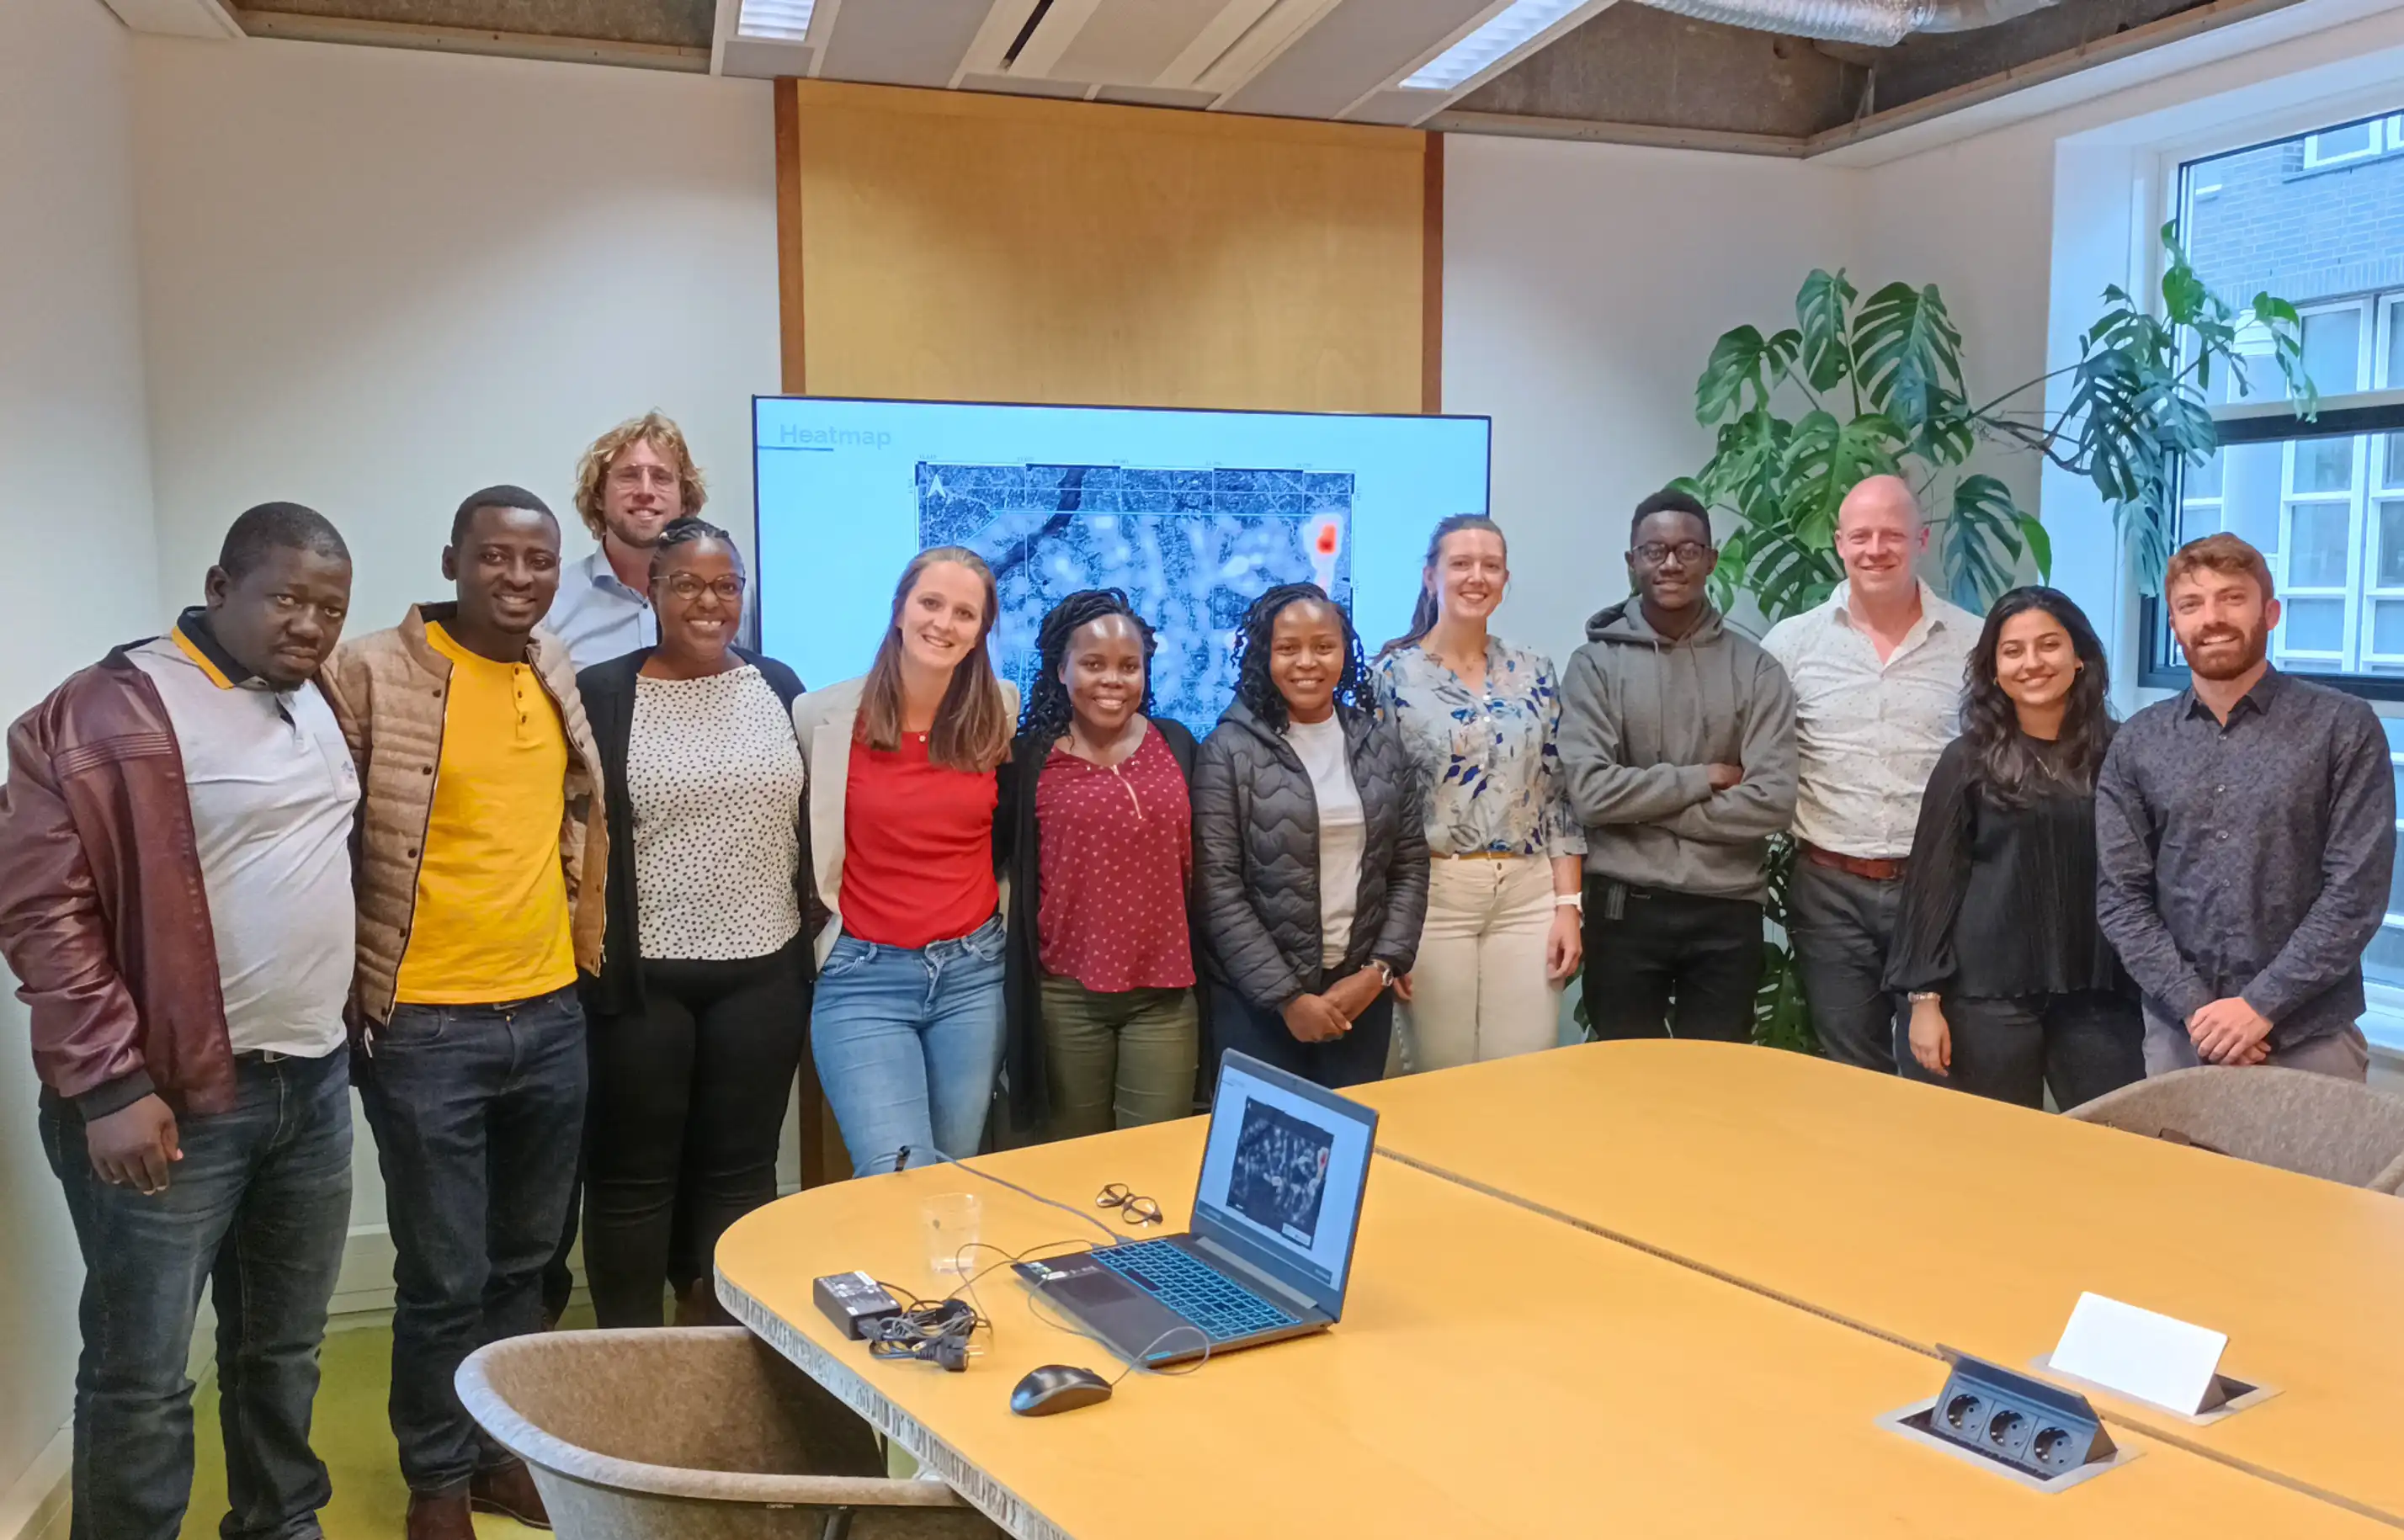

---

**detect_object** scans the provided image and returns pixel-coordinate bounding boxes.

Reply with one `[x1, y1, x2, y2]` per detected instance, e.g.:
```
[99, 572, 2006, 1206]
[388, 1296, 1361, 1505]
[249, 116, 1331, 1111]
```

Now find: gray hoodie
[1557, 599, 1797, 901]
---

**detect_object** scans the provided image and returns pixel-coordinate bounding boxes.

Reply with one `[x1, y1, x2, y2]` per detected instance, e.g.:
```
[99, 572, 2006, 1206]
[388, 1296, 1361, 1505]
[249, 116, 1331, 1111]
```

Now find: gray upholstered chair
[457, 1327, 1003, 1540]
[2066, 1065, 2404, 1194]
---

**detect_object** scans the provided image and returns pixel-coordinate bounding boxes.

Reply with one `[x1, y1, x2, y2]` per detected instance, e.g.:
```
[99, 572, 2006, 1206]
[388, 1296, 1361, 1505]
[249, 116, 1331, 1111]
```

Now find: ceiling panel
[1094, 83, 1219, 109]
[818, 0, 992, 87]
[720, 34, 811, 77]
[1344, 87, 1443, 125]
[958, 71, 1094, 98]
[1217, 0, 1497, 119]
[1045, 0, 1231, 85]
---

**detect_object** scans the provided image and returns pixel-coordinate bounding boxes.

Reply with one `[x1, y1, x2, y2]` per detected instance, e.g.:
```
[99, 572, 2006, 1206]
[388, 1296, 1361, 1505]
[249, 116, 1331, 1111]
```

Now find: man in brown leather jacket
[324, 486, 605, 1540]
[0, 504, 359, 1540]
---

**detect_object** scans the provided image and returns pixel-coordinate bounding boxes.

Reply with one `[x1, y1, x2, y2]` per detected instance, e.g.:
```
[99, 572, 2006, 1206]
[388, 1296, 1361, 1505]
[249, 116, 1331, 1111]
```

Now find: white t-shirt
[1284, 714, 1364, 971]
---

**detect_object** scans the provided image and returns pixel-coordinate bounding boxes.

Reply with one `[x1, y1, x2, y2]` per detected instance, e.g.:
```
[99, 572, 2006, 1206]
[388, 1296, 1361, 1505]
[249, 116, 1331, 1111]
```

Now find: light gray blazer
[793, 673, 1020, 966]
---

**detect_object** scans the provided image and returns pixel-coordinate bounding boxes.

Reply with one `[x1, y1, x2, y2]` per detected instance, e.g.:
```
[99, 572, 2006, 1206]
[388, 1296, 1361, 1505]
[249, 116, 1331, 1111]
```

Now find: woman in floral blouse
[1373, 515, 1585, 1071]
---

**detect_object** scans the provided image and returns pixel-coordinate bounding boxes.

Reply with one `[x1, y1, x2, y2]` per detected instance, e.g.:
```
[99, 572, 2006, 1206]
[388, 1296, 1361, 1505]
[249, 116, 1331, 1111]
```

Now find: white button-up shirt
[544, 548, 657, 670]
[1761, 580, 1976, 860]
[130, 619, 360, 1058]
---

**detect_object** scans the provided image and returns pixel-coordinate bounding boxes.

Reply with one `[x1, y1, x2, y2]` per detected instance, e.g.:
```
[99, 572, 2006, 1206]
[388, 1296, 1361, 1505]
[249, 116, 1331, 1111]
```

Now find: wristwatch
[1371, 961, 1396, 988]
[1555, 890, 1584, 911]
[1908, 990, 1942, 1004]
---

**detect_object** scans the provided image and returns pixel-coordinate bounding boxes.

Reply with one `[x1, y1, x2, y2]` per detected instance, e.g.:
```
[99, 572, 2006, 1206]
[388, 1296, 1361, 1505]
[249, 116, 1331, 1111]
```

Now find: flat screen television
[753, 395, 1492, 735]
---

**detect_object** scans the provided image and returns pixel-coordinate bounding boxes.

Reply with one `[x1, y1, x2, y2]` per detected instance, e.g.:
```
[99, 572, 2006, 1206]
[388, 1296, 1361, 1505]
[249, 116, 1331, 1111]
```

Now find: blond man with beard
[545, 412, 710, 668]
[2097, 533, 2394, 1080]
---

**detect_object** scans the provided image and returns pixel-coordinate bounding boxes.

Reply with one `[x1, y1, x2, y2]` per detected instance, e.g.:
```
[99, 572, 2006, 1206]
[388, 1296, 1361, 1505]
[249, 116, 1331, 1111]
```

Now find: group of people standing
[3, 408, 2394, 1540]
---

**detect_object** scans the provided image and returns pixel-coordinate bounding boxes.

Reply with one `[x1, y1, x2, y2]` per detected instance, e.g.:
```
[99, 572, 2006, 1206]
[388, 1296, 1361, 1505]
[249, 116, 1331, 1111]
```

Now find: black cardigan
[997, 718, 1204, 1131]
[577, 646, 811, 1016]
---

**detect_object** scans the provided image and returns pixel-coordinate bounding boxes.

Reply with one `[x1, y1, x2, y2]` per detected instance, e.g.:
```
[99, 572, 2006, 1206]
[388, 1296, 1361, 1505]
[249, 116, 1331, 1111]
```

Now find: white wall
[0, 0, 161, 1519]
[128, 34, 784, 1277]
[1443, 134, 1864, 660]
[131, 35, 782, 636]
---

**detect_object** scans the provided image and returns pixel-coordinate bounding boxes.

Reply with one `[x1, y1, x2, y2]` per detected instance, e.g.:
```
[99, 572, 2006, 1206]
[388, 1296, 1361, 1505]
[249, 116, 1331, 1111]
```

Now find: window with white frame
[2161, 109, 2404, 1048]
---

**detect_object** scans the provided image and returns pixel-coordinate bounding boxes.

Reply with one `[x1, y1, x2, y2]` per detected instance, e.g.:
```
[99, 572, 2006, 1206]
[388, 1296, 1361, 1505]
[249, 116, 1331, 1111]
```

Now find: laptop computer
[1013, 1051, 1378, 1367]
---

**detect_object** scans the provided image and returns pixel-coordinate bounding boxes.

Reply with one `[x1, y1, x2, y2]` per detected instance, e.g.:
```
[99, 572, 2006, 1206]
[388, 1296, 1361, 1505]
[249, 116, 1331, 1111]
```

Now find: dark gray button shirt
[2095, 668, 2395, 1049]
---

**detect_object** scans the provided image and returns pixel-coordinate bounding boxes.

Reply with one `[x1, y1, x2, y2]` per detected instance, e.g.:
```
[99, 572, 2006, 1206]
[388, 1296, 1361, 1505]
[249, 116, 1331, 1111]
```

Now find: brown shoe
[471, 1461, 553, 1530]
[404, 1491, 476, 1540]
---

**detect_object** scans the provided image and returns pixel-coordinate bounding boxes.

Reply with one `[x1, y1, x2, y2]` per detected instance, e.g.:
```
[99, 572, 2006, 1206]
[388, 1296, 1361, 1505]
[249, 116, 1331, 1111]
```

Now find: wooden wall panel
[776, 79, 1430, 415]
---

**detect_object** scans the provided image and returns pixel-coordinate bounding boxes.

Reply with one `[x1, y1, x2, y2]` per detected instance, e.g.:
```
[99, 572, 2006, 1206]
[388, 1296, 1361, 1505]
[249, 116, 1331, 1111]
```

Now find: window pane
[2311, 121, 2380, 161]
[2375, 600, 2404, 655]
[2289, 502, 2353, 587]
[2383, 502, 2404, 587]
[2385, 434, 2404, 489]
[2295, 438, 2355, 495]
[2185, 449, 2225, 501]
[2389, 310, 2404, 391]
[2303, 309, 2363, 390]
[2283, 597, 2346, 651]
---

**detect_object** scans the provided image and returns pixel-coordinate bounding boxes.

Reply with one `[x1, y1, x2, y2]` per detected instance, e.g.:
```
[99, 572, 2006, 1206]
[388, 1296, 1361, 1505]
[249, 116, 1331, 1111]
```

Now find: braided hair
[1231, 582, 1367, 730]
[1019, 588, 1157, 746]
[647, 514, 743, 583]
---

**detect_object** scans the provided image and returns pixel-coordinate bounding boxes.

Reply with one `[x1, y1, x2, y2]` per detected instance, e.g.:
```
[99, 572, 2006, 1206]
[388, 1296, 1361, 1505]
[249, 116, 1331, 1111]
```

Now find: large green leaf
[1779, 410, 1904, 549]
[1696, 325, 1802, 426]
[1939, 472, 2028, 610]
[1795, 269, 1858, 394]
[1854, 282, 1965, 434]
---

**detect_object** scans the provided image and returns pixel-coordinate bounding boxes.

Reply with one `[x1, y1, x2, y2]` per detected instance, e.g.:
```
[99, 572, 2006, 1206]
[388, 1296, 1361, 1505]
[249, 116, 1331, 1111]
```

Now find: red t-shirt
[1034, 725, 1195, 992]
[840, 733, 999, 949]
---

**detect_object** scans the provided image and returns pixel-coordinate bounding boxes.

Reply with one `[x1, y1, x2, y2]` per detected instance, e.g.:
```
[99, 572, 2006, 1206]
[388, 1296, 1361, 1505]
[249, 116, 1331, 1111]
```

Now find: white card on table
[2050, 1292, 2228, 1415]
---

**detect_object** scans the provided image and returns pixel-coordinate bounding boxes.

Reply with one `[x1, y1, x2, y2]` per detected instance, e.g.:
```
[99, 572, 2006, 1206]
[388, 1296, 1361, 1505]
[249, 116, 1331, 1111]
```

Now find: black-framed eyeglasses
[1632, 540, 1711, 566]
[664, 573, 744, 602]
[1096, 1182, 1162, 1227]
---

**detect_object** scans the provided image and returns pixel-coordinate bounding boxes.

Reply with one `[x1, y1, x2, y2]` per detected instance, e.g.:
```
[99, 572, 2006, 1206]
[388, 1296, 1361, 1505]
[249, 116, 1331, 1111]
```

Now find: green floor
[179, 1310, 586, 1540]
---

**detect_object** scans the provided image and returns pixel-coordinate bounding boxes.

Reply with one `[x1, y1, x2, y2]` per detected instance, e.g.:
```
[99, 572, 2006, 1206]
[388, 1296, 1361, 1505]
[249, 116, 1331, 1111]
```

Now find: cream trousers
[1395, 854, 1564, 1074]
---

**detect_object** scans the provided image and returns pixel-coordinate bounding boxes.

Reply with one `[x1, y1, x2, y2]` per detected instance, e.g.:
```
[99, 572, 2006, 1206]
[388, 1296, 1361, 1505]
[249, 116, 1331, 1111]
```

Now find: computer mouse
[1009, 1364, 1113, 1416]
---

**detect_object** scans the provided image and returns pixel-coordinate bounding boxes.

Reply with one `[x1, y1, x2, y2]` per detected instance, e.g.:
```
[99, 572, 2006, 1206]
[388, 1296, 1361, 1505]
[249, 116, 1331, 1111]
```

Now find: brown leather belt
[1800, 842, 1909, 883]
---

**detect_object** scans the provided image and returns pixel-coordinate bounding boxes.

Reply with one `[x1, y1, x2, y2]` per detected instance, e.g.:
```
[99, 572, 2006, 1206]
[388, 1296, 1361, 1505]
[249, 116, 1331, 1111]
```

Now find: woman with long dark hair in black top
[1886, 586, 2144, 1110]
[998, 590, 1202, 1140]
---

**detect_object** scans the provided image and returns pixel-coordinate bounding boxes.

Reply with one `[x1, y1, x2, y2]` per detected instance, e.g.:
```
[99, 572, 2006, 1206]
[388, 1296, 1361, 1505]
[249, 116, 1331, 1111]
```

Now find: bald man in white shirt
[1762, 476, 1977, 1072]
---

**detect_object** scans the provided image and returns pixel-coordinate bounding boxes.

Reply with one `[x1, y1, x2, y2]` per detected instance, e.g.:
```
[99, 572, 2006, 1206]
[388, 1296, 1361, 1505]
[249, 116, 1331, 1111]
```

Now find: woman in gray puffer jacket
[1193, 583, 1428, 1090]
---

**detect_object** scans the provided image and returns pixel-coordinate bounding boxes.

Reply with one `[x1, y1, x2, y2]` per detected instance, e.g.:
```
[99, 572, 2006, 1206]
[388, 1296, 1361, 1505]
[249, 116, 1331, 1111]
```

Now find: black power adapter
[814, 1271, 903, 1341]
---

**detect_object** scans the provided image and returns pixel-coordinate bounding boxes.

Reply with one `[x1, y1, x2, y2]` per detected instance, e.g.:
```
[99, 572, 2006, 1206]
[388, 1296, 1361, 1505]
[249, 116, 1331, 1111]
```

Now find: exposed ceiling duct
[1630, 0, 2056, 47]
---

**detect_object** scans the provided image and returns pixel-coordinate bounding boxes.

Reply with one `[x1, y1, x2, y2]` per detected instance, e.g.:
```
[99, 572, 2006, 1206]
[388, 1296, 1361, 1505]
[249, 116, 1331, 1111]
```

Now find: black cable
[893, 1144, 1124, 1245]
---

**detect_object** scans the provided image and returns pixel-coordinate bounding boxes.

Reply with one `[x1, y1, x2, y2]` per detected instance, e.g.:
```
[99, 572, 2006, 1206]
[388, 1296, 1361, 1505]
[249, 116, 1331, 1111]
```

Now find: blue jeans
[354, 986, 585, 1495]
[811, 917, 1006, 1177]
[40, 1048, 353, 1540]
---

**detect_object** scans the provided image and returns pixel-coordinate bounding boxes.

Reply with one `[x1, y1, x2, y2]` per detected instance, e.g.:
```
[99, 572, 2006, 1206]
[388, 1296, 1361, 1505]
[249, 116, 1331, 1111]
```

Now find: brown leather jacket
[0, 646, 242, 1117]
[323, 603, 607, 1025]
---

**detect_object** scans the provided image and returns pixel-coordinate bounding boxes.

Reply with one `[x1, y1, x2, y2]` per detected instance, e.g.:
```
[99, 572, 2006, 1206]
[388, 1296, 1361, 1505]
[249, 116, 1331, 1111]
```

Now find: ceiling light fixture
[1401, 0, 1586, 90]
[736, 0, 815, 40]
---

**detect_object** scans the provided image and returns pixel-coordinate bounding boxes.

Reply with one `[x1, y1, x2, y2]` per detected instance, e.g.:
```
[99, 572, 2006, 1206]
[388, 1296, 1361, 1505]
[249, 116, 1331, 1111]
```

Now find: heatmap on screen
[753, 396, 1492, 734]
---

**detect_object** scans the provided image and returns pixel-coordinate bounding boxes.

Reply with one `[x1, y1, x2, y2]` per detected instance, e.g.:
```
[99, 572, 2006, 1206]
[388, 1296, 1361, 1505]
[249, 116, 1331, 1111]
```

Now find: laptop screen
[1190, 1054, 1378, 1313]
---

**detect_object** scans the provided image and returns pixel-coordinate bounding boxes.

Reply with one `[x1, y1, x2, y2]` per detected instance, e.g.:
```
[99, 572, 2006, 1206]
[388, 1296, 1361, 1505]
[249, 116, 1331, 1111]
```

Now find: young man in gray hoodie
[1558, 489, 1798, 1041]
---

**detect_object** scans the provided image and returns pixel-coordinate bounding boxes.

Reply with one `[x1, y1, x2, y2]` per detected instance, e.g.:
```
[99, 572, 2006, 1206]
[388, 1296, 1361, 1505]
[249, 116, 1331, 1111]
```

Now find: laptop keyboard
[1089, 1240, 1301, 1344]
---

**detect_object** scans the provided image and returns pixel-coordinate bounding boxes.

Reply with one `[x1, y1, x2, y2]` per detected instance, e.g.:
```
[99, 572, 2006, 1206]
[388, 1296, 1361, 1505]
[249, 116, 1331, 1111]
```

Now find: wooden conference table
[1354, 1040, 2404, 1524]
[716, 1087, 2396, 1540]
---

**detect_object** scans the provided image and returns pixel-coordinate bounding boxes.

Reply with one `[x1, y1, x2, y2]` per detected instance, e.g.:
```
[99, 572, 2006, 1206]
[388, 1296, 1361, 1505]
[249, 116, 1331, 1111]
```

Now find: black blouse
[1886, 734, 2129, 999]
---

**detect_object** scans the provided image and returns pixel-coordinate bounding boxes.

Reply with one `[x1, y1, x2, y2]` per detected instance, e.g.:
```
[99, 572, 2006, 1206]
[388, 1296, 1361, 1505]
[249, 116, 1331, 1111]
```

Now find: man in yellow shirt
[327, 486, 608, 1540]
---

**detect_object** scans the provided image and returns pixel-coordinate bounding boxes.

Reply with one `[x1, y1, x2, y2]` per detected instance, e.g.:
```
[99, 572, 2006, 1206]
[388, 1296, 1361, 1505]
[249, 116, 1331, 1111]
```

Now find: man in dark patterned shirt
[2097, 534, 2395, 1081]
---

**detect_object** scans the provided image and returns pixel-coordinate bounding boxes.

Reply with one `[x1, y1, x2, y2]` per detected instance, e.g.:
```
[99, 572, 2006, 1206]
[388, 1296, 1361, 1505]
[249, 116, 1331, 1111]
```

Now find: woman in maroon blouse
[1000, 589, 1202, 1141]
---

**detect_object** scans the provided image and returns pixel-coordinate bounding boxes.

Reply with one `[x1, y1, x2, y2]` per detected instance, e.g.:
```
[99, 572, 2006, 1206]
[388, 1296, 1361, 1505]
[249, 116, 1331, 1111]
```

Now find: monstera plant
[1670, 226, 2316, 1054]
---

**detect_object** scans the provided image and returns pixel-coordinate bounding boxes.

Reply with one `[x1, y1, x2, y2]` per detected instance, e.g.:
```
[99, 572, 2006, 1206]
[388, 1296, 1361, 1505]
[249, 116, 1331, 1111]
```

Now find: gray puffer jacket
[1192, 698, 1428, 1010]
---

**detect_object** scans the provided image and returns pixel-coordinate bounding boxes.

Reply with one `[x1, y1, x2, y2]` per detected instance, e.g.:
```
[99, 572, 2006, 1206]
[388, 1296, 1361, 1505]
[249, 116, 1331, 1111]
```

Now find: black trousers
[1581, 879, 1763, 1043]
[1210, 971, 1394, 1091]
[1901, 991, 2146, 1112]
[582, 943, 809, 1329]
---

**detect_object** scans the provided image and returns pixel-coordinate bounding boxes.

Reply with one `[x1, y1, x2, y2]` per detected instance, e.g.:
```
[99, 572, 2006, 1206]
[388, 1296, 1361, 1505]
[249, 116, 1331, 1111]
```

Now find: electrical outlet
[1926, 1349, 2115, 1480]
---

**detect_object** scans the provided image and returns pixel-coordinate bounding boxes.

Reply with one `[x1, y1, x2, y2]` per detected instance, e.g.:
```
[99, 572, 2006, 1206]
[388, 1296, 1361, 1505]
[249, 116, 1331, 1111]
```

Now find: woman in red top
[793, 548, 1017, 1177]
[998, 591, 1202, 1141]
